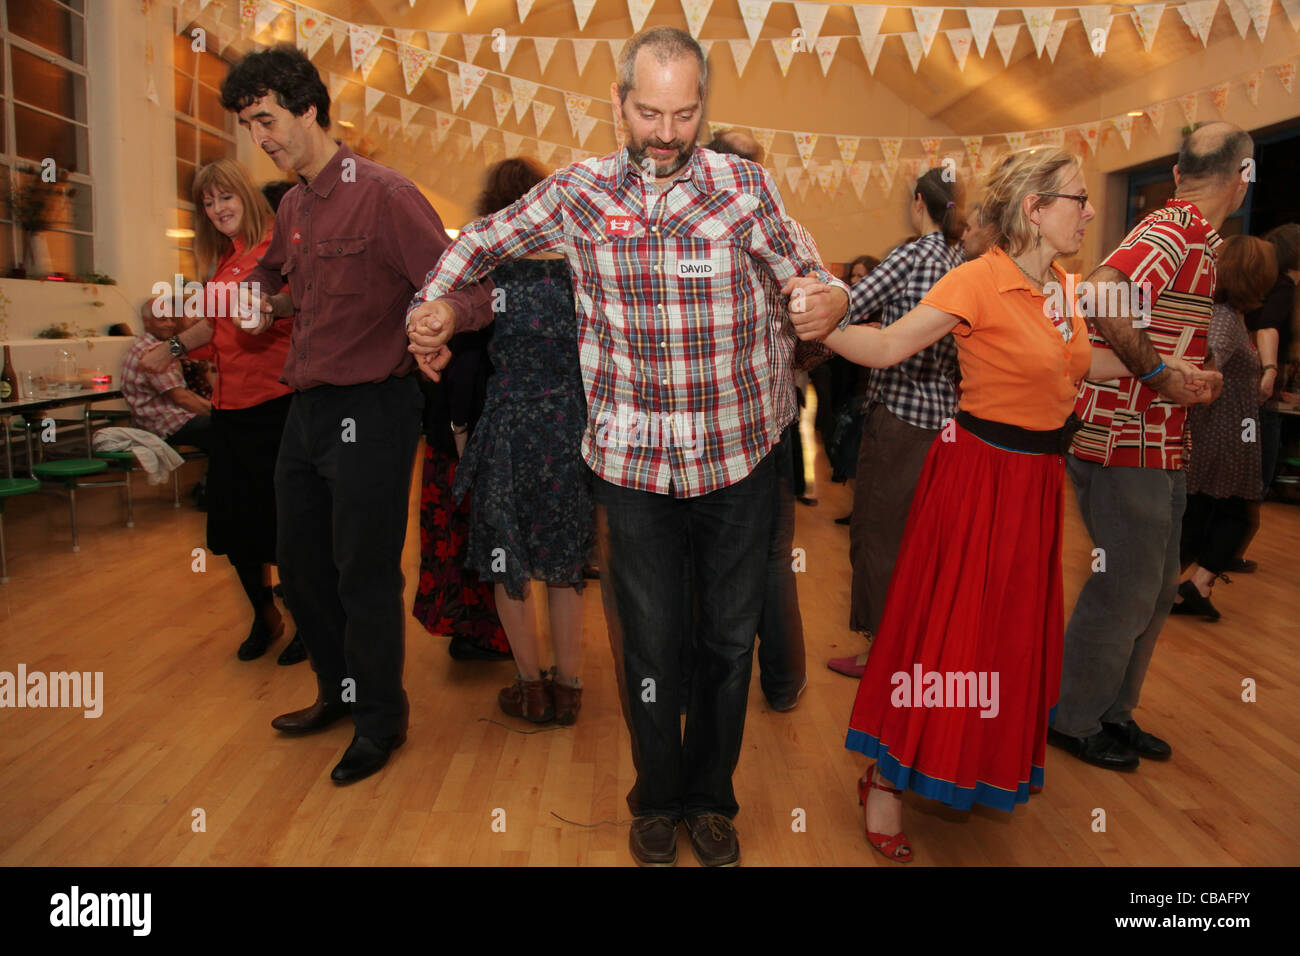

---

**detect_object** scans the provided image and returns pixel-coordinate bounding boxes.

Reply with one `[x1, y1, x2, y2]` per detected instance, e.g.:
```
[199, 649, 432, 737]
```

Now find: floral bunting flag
[1044, 20, 1068, 61]
[772, 37, 797, 76]
[573, 38, 598, 74]
[835, 136, 860, 165]
[793, 131, 818, 169]
[1179, 92, 1199, 126]
[511, 77, 539, 121]
[399, 46, 434, 95]
[794, 2, 830, 46]
[1210, 82, 1230, 112]
[1131, 3, 1165, 52]
[967, 8, 998, 57]
[1079, 121, 1101, 155]
[753, 127, 775, 156]
[1111, 114, 1133, 149]
[858, 35, 885, 74]
[628, 0, 655, 32]
[458, 60, 488, 106]
[400, 97, 419, 129]
[849, 159, 872, 199]
[730, 38, 755, 76]
[879, 137, 901, 165]
[296, 9, 331, 58]
[564, 92, 591, 137]
[1177, 0, 1217, 45]
[492, 87, 513, 125]
[962, 135, 982, 167]
[901, 32, 924, 72]
[993, 24, 1020, 67]
[1023, 8, 1056, 57]
[682, 0, 713, 39]
[358, 44, 382, 81]
[1244, 69, 1262, 104]
[946, 29, 973, 70]
[912, 7, 944, 56]
[814, 37, 839, 76]
[534, 37, 558, 72]
[349, 23, 381, 71]
[533, 100, 556, 134]
[1278, 61, 1296, 93]
[1079, 5, 1114, 55]
[921, 137, 941, 167]
[741, 1, 773, 45]
[1146, 102, 1166, 132]
[463, 33, 485, 64]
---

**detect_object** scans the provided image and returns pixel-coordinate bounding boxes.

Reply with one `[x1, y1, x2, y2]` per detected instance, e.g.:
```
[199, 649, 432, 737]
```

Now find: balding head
[1176, 122, 1253, 185]
[707, 129, 763, 163]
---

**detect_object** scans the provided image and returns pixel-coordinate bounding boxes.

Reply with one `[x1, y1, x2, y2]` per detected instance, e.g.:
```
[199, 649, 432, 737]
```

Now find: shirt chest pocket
[316, 237, 368, 295]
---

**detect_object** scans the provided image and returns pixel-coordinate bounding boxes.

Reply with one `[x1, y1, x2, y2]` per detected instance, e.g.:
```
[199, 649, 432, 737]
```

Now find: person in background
[828, 255, 881, 524]
[814, 255, 876, 453]
[1174, 235, 1276, 620]
[451, 156, 591, 724]
[412, 332, 512, 662]
[826, 169, 966, 680]
[261, 179, 293, 213]
[121, 299, 213, 451]
[140, 158, 303, 665]
[961, 201, 998, 260]
[220, 45, 495, 785]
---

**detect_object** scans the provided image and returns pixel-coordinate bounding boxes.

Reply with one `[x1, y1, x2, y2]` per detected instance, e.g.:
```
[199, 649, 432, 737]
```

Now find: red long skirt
[845, 421, 1065, 812]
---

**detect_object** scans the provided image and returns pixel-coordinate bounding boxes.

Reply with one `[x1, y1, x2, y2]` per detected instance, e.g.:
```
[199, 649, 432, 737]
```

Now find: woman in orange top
[807, 148, 1140, 862]
[143, 159, 299, 664]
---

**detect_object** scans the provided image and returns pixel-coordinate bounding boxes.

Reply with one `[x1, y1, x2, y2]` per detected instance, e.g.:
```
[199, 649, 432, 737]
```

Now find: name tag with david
[677, 258, 716, 278]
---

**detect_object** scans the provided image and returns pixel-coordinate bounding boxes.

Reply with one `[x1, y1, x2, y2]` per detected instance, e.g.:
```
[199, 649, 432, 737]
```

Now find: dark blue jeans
[594, 451, 776, 820]
[757, 423, 806, 703]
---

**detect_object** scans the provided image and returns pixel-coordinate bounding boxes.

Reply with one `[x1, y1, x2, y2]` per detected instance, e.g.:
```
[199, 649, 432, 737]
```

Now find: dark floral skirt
[411, 442, 511, 656]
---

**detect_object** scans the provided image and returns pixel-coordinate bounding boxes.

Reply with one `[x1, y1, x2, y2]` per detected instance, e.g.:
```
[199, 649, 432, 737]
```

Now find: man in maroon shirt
[220, 47, 493, 784]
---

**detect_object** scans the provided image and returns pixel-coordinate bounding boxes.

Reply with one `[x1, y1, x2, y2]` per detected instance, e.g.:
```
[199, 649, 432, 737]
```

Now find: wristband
[1262, 364, 1277, 371]
[1139, 361, 1166, 382]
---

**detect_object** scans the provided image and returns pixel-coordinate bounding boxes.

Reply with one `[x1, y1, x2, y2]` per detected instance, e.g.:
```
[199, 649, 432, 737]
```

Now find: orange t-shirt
[921, 245, 1091, 431]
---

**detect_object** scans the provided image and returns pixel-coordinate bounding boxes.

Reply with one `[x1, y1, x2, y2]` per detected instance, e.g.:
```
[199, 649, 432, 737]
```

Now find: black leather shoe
[1170, 580, 1220, 621]
[629, 816, 678, 867]
[1103, 719, 1171, 759]
[276, 633, 308, 666]
[685, 812, 740, 867]
[1047, 727, 1139, 770]
[1226, 557, 1256, 574]
[271, 698, 351, 735]
[767, 675, 809, 713]
[834, 512, 852, 525]
[237, 614, 283, 661]
[330, 733, 406, 785]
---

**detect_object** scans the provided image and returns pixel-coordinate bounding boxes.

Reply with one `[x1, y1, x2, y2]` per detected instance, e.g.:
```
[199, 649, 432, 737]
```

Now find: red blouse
[188, 232, 293, 410]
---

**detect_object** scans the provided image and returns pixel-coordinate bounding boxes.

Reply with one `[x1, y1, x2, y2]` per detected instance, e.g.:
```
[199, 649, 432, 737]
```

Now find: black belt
[956, 410, 1082, 456]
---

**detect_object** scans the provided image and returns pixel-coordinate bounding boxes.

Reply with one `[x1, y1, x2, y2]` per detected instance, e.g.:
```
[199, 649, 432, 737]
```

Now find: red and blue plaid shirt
[413, 146, 845, 497]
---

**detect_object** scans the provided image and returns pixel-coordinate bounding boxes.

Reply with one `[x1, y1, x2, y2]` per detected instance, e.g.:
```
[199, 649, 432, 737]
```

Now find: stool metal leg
[68, 485, 80, 553]
[124, 469, 134, 528]
[173, 468, 181, 508]
[1, 513, 8, 585]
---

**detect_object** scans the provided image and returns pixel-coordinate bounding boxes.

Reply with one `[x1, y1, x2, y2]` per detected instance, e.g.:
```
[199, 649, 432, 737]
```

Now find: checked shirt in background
[412, 146, 847, 498]
[837, 231, 964, 431]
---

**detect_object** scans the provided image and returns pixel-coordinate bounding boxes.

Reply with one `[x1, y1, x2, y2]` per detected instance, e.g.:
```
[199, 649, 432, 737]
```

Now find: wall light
[446, 229, 460, 239]
[166, 228, 195, 239]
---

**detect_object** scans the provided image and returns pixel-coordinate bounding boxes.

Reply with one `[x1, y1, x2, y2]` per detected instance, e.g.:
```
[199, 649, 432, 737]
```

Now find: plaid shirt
[1072, 200, 1221, 470]
[120, 333, 196, 439]
[837, 231, 963, 430]
[413, 146, 845, 497]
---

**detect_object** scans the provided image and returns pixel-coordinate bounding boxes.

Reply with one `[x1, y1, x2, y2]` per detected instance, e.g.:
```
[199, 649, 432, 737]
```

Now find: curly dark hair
[841, 255, 879, 285]
[475, 156, 548, 217]
[219, 45, 330, 128]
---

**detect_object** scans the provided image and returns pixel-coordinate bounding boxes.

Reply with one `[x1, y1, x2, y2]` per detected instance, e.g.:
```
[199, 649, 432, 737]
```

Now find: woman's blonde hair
[192, 158, 274, 279]
[980, 147, 1084, 256]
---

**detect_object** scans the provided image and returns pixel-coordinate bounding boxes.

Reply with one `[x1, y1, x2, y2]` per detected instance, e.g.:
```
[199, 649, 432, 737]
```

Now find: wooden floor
[1, 424, 1297, 866]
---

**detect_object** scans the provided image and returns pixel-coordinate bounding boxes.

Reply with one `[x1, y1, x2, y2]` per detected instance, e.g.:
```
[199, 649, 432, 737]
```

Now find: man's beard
[627, 134, 695, 180]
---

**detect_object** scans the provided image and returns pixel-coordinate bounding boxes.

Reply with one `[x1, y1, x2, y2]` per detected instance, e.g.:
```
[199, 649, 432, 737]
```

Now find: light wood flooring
[0, 429, 1297, 866]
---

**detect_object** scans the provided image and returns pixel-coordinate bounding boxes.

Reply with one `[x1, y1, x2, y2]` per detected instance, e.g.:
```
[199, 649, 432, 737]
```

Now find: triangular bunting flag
[503, 130, 526, 157]
[518, 0, 535, 23]
[858, 34, 885, 74]
[813, 161, 834, 195]
[1179, 92, 1199, 126]
[400, 97, 420, 128]
[1223, 0, 1251, 36]
[1131, 4, 1165, 52]
[394, 29, 415, 46]
[483, 140, 503, 166]
[399, 46, 434, 95]
[577, 115, 598, 147]
[1281, 0, 1300, 31]
[463, 33, 485, 64]
[1242, 0, 1271, 39]
[967, 8, 998, 57]
[741, 1, 772, 45]
[533, 100, 556, 134]
[1277, 61, 1296, 93]
[836, 136, 860, 165]
[682, 0, 714, 39]
[901, 32, 924, 72]
[498, 36, 522, 70]
[491, 87, 513, 125]
[912, 8, 944, 56]
[535, 36, 558, 72]
[454, 135, 470, 161]
[1006, 131, 1027, 151]
[331, 22, 346, 55]
[1079, 5, 1114, 55]
[609, 38, 627, 65]
[447, 73, 464, 113]
[794, 2, 830, 46]
[358, 45, 382, 82]
[364, 86, 384, 115]
[1042, 128, 1065, 148]
[464, 0, 479, 14]
[814, 37, 839, 76]
[426, 32, 449, 61]
[1045, 20, 1068, 61]
[296, 9, 331, 58]
[772, 153, 789, 173]
[572, 38, 597, 74]
[793, 132, 818, 169]
[945, 29, 973, 70]
[537, 140, 558, 165]
[1211, 82, 1230, 112]
[253, 0, 279, 35]
[962, 136, 982, 167]
[753, 127, 775, 157]
[829, 160, 844, 194]
[700, 38, 715, 58]
[879, 138, 901, 165]
[849, 160, 872, 199]
[879, 161, 897, 190]
[434, 110, 456, 143]
[920, 137, 942, 167]
[573, 0, 597, 30]
[328, 72, 348, 99]
[1146, 102, 1166, 132]
[1079, 122, 1101, 155]
[1112, 115, 1134, 149]
[1177, 1, 1217, 45]
[784, 165, 803, 194]
[730, 38, 755, 76]
[993, 24, 1020, 66]
[1245, 70, 1262, 105]
[1023, 8, 1056, 56]
[469, 121, 488, 150]
[564, 92, 591, 137]
[458, 61, 488, 106]
[772, 37, 797, 76]
[349, 24, 381, 72]
[628, 0, 655, 32]
[511, 78, 539, 121]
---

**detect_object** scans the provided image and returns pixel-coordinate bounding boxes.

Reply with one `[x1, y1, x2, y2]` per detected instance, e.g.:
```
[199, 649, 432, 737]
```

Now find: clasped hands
[407, 299, 457, 380]
[784, 276, 849, 340]
[1156, 356, 1222, 406]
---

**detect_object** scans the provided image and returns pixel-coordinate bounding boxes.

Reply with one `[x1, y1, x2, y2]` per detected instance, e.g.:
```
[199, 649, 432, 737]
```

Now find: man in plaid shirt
[409, 27, 848, 867]
[1049, 122, 1247, 772]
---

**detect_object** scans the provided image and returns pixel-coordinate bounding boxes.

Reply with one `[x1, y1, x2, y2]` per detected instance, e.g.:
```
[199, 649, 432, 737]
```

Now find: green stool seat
[1284, 457, 1300, 468]
[0, 477, 41, 583]
[33, 459, 110, 479]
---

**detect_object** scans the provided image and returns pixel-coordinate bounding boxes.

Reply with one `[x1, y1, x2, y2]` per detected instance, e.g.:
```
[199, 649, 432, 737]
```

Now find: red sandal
[857, 765, 913, 863]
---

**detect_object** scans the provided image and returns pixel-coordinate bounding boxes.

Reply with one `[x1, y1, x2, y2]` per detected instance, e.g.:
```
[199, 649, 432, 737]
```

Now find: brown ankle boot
[549, 672, 583, 725]
[498, 675, 554, 723]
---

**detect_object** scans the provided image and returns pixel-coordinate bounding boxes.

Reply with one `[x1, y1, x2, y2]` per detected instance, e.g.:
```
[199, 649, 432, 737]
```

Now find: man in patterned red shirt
[409, 27, 848, 867]
[1049, 122, 1250, 771]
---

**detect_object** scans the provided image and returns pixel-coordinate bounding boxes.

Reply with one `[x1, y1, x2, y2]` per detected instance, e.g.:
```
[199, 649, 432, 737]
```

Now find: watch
[167, 335, 188, 358]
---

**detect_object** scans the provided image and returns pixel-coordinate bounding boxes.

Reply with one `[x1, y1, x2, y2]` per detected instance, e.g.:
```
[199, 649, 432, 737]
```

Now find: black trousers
[275, 376, 423, 738]
[1180, 492, 1251, 576]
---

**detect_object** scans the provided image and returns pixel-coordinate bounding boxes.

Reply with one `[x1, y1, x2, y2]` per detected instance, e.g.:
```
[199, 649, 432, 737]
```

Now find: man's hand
[1154, 356, 1221, 405]
[1260, 367, 1278, 404]
[140, 342, 175, 375]
[407, 299, 458, 380]
[237, 286, 277, 335]
[783, 275, 848, 341]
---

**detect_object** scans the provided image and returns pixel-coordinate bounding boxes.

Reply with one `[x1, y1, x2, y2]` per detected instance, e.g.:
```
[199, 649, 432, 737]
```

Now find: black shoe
[582, 562, 600, 580]
[237, 615, 283, 661]
[629, 815, 678, 867]
[834, 512, 852, 525]
[447, 635, 513, 661]
[767, 675, 809, 713]
[1170, 580, 1220, 621]
[1226, 557, 1256, 574]
[1103, 719, 1171, 759]
[272, 583, 284, 598]
[271, 698, 352, 735]
[1047, 727, 1139, 770]
[796, 496, 817, 506]
[276, 633, 308, 666]
[330, 733, 406, 785]
[684, 812, 740, 867]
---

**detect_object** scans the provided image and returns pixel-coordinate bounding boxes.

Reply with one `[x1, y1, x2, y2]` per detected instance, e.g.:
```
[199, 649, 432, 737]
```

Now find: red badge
[605, 214, 638, 237]
[291, 231, 302, 244]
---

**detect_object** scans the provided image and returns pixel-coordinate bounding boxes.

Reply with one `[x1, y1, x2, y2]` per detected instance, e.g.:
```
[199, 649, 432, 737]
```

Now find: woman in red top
[144, 159, 299, 664]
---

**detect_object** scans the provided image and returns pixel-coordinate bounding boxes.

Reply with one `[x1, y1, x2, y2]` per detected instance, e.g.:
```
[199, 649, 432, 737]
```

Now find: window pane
[35, 228, 92, 278]
[176, 207, 195, 232]
[177, 160, 196, 203]
[14, 104, 84, 170]
[198, 130, 229, 165]
[198, 51, 227, 88]
[197, 84, 228, 130]
[0, 226, 13, 277]
[173, 32, 196, 76]
[12, 48, 82, 120]
[0, 98, 5, 153]
[177, 247, 197, 282]
[174, 70, 194, 114]
[175, 118, 196, 162]
[8, 0, 83, 63]
[0, 42, 7, 96]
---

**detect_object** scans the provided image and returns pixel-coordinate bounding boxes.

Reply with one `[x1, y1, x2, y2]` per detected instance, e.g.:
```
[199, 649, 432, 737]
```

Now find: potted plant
[9, 164, 75, 279]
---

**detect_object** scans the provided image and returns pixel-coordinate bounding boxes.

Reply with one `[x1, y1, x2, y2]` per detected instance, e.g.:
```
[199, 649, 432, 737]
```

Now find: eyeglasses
[1037, 191, 1090, 210]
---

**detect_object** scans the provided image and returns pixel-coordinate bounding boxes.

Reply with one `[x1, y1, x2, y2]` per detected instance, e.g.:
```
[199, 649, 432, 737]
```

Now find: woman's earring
[1034, 225, 1041, 248]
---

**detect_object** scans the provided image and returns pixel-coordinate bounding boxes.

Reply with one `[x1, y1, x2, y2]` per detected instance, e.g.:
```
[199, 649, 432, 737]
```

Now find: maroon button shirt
[247, 143, 492, 391]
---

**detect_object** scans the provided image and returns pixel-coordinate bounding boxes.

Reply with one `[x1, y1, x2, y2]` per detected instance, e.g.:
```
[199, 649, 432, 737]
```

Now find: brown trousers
[848, 402, 939, 635]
